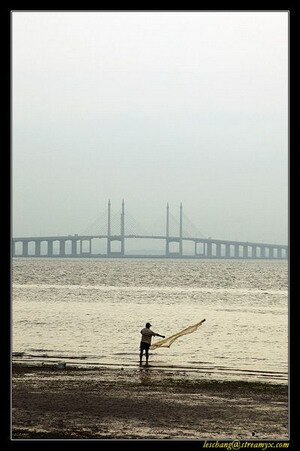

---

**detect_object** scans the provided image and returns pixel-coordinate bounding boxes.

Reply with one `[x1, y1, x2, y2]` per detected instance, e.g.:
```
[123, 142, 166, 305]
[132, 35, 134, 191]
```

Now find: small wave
[29, 348, 54, 352]
[12, 283, 287, 295]
[188, 360, 217, 365]
[215, 365, 287, 375]
[43, 355, 87, 360]
[17, 352, 89, 360]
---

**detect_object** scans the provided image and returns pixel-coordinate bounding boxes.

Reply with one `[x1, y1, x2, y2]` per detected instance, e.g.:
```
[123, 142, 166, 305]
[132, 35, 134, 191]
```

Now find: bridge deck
[12, 234, 288, 249]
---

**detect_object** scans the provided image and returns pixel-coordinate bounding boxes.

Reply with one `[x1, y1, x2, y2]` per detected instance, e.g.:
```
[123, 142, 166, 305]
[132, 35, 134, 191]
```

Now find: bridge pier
[121, 200, 125, 256]
[225, 243, 231, 258]
[165, 203, 183, 257]
[59, 240, 66, 256]
[48, 240, 53, 257]
[107, 200, 111, 255]
[71, 239, 77, 256]
[234, 244, 239, 258]
[23, 241, 28, 257]
[165, 203, 170, 256]
[243, 245, 248, 258]
[252, 245, 257, 258]
[207, 240, 212, 258]
[179, 203, 183, 256]
[106, 200, 125, 257]
[216, 243, 221, 258]
[35, 240, 41, 256]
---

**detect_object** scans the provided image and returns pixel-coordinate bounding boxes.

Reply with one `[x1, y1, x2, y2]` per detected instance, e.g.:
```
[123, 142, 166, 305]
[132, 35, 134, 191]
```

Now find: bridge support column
[120, 238, 125, 255]
[260, 246, 265, 258]
[277, 248, 282, 259]
[23, 241, 28, 257]
[59, 240, 66, 256]
[35, 241, 41, 256]
[71, 240, 77, 256]
[48, 241, 53, 257]
[106, 200, 125, 257]
[252, 246, 257, 258]
[165, 203, 170, 256]
[234, 245, 239, 258]
[165, 203, 183, 258]
[107, 242, 111, 256]
[179, 203, 183, 257]
[216, 243, 221, 258]
[107, 200, 111, 256]
[243, 245, 248, 258]
[121, 199, 125, 256]
[207, 241, 212, 258]
[225, 243, 230, 258]
[269, 247, 274, 259]
[166, 242, 169, 257]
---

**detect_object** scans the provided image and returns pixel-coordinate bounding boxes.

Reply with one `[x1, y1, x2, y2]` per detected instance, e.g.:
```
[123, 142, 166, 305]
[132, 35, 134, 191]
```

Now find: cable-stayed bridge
[12, 201, 288, 259]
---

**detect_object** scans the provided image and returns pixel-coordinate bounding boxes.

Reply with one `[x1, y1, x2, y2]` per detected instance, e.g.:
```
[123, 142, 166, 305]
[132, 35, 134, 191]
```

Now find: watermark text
[203, 441, 289, 450]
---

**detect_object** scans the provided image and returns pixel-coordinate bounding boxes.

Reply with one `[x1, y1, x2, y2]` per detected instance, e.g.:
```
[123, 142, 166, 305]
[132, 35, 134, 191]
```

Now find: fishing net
[150, 319, 206, 350]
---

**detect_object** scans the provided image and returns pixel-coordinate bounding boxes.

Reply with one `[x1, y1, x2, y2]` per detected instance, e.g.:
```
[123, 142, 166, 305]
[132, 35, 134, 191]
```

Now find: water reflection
[138, 365, 153, 385]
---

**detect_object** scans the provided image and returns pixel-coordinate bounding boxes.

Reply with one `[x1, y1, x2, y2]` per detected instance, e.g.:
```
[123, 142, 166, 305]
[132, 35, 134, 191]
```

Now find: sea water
[12, 258, 288, 384]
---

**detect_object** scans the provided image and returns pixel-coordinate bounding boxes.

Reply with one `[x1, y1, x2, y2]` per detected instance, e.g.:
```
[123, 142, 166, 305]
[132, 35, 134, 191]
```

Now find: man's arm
[154, 333, 165, 338]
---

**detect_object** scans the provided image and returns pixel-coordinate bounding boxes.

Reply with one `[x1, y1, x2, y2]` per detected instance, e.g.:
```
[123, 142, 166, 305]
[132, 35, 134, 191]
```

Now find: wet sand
[12, 362, 288, 440]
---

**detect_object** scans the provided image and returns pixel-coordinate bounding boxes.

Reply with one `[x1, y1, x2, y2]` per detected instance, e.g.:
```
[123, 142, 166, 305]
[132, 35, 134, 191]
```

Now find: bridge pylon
[165, 202, 183, 258]
[106, 199, 125, 257]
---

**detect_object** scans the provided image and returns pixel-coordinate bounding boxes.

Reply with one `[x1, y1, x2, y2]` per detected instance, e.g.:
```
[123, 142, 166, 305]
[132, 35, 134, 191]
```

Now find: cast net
[150, 319, 206, 350]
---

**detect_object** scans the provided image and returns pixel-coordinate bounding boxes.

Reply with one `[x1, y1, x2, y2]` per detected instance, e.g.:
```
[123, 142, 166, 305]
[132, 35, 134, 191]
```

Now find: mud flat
[12, 362, 288, 440]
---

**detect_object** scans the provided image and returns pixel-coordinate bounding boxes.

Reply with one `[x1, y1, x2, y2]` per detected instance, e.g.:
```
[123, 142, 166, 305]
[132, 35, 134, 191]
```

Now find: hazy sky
[12, 11, 288, 244]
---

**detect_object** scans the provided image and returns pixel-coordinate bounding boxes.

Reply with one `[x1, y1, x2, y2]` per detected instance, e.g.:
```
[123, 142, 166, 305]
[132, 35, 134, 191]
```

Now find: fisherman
[139, 322, 165, 366]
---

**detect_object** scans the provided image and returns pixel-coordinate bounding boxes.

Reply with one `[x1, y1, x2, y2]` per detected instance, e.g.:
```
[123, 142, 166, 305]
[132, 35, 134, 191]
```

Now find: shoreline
[12, 355, 288, 386]
[12, 362, 288, 440]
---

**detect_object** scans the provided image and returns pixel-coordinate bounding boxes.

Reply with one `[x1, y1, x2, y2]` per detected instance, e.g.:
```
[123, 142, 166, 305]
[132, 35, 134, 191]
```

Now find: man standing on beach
[139, 322, 165, 366]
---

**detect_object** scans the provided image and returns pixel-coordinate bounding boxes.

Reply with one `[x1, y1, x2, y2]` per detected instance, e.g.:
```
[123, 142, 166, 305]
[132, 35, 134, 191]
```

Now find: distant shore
[12, 362, 288, 440]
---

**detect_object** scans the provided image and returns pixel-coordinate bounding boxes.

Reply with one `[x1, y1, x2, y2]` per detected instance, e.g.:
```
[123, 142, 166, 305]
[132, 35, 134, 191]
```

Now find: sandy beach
[11, 362, 288, 440]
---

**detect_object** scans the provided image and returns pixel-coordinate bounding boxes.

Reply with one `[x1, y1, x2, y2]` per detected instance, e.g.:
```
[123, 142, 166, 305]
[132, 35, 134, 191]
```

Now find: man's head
[146, 322, 152, 328]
